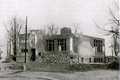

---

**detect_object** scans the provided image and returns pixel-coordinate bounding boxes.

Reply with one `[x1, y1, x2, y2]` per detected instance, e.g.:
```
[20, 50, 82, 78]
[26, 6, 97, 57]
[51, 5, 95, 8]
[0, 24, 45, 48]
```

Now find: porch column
[70, 37, 73, 52]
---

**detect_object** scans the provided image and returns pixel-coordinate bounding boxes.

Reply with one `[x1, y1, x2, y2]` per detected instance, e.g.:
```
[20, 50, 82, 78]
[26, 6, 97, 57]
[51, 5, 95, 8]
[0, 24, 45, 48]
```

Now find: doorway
[31, 48, 36, 61]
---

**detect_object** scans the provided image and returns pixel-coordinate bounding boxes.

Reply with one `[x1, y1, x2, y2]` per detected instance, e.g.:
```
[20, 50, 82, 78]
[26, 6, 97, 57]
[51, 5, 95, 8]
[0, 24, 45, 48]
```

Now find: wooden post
[25, 16, 27, 63]
[13, 17, 17, 61]
[24, 16, 27, 71]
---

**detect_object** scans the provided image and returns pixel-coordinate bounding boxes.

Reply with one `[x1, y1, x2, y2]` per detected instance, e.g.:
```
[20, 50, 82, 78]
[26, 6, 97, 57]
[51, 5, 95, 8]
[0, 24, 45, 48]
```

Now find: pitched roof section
[81, 34, 104, 41]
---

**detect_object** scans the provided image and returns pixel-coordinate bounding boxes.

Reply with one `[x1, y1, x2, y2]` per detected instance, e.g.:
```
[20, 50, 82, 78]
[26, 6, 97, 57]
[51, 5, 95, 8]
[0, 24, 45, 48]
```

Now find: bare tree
[71, 23, 82, 37]
[4, 16, 24, 61]
[95, 0, 120, 56]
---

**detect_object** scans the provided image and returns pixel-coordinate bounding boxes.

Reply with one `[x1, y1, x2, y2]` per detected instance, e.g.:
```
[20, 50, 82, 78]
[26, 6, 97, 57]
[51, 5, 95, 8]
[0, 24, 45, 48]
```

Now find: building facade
[43, 27, 105, 64]
[77, 35, 105, 63]
[15, 27, 105, 64]
[16, 33, 30, 62]
[16, 29, 45, 62]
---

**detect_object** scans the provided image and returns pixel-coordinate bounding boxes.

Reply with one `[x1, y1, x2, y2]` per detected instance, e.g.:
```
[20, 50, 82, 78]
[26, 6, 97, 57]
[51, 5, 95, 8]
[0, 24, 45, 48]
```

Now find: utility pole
[25, 16, 27, 63]
[13, 17, 17, 61]
[24, 16, 27, 71]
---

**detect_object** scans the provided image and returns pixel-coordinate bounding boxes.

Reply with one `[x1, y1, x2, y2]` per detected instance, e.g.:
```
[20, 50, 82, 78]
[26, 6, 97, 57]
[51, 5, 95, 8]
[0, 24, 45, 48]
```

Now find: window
[89, 58, 91, 63]
[94, 58, 103, 63]
[57, 39, 66, 51]
[94, 58, 96, 62]
[81, 57, 84, 63]
[46, 40, 54, 51]
[61, 39, 66, 51]
[94, 39, 103, 53]
[97, 46, 103, 53]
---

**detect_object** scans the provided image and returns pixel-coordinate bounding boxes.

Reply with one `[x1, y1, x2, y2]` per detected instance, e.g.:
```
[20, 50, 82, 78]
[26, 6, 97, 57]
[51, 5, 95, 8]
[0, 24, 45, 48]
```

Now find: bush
[107, 59, 119, 70]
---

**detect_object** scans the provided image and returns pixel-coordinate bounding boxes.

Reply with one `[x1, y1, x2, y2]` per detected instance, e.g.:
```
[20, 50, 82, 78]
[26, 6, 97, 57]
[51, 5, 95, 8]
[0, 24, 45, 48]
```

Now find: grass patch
[26, 62, 71, 73]
[26, 62, 108, 72]
[66, 64, 108, 72]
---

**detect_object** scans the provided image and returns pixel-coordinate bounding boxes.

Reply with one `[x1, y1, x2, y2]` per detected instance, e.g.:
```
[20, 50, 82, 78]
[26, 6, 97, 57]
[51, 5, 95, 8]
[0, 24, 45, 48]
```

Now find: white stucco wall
[78, 39, 95, 57]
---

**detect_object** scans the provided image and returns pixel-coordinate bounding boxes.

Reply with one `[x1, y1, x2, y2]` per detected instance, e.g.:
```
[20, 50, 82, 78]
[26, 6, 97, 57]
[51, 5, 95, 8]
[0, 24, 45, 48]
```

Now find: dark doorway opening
[31, 48, 36, 61]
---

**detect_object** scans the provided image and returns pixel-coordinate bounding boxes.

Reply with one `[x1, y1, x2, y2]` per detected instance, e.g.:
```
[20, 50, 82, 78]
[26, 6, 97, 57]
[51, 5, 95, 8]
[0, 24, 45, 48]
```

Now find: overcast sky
[0, 0, 117, 56]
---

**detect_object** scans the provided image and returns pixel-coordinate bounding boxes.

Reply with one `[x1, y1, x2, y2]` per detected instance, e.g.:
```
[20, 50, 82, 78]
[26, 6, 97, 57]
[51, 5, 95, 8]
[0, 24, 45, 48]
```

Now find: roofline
[81, 34, 104, 41]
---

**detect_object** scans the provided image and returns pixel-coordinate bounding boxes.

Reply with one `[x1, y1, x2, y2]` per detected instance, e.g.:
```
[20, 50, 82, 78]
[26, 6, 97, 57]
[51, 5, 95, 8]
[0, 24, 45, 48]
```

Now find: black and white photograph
[0, 0, 119, 80]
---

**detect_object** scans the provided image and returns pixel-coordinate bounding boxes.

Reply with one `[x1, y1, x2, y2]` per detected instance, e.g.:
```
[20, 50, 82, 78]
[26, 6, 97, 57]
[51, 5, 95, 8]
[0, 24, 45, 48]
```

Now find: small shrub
[107, 60, 119, 70]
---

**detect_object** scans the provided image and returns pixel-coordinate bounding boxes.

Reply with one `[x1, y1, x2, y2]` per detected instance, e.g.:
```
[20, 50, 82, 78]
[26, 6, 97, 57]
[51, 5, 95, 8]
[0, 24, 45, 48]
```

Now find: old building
[42, 27, 105, 64]
[45, 27, 78, 54]
[16, 29, 45, 62]
[16, 33, 30, 62]
[77, 35, 105, 63]
[15, 27, 105, 64]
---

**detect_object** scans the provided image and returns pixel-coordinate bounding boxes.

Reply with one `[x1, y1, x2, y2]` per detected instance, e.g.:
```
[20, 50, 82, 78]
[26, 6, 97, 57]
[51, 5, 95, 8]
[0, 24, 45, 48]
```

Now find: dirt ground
[0, 70, 119, 80]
